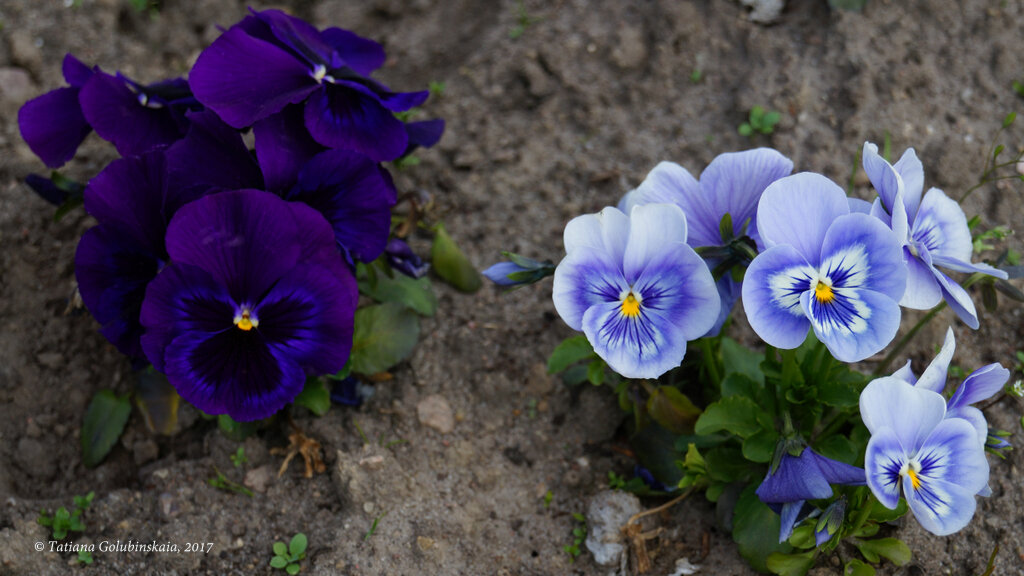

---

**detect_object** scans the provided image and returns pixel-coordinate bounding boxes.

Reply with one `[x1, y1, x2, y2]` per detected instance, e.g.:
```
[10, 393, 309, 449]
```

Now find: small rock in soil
[133, 439, 159, 466]
[740, 0, 785, 23]
[244, 465, 274, 493]
[417, 394, 455, 434]
[0, 68, 34, 104]
[584, 489, 642, 567]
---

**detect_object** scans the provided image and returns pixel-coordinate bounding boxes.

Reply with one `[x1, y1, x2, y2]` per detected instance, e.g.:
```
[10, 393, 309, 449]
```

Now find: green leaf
[695, 396, 763, 438]
[358, 265, 437, 317]
[742, 427, 779, 463]
[1003, 111, 1017, 128]
[350, 302, 420, 375]
[733, 484, 792, 572]
[868, 497, 908, 523]
[814, 435, 857, 464]
[81, 390, 131, 468]
[586, 359, 605, 386]
[721, 338, 765, 384]
[719, 212, 734, 242]
[286, 562, 300, 575]
[646, 386, 702, 435]
[54, 195, 84, 222]
[547, 336, 595, 374]
[817, 379, 859, 408]
[763, 110, 782, 128]
[289, 533, 308, 557]
[294, 379, 330, 416]
[844, 559, 876, 576]
[750, 106, 765, 124]
[721, 373, 759, 398]
[766, 551, 815, 576]
[431, 223, 481, 292]
[854, 538, 911, 567]
[270, 556, 288, 569]
[629, 422, 684, 487]
[738, 123, 754, 137]
[218, 414, 258, 441]
[704, 446, 755, 484]
[134, 369, 180, 435]
[273, 542, 287, 557]
[787, 525, 815, 549]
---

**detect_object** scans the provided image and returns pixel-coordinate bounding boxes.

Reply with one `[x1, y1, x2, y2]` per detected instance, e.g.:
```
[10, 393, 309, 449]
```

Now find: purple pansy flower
[755, 447, 865, 543]
[190, 8, 428, 162]
[619, 149, 793, 335]
[862, 142, 1009, 328]
[742, 173, 907, 362]
[19, 53, 199, 167]
[552, 204, 720, 379]
[384, 238, 430, 278]
[860, 377, 989, 536]
[141, 190, 357, 421]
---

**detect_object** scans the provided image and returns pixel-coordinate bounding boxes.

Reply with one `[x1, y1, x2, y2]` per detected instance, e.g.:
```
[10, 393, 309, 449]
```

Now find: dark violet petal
[18, 87, 92, 168]
[385, 238, 430, 278]
[140, 261, 236, 371]
[76, 225, 160, 364]
[253, 105, 326, 192]
[79, 71, 186, 156]
[755, 449, 834, 504]
[84, 150, 168, 255]
[334, 78, 429, 112]
[189, 26, 320, 128]
[320, 27, 386, 75]
[25, 174, 69, 206]
[62, 53, 94, 87]
[303, 86, 409, 161]
[253, 9, 340, 68]
[806, 449, 866, 486]
[330, 376, 363, 406]
[256, 263, 357, 376]
[164, 190, 305, 303]
[163, 329, 305, 421]
[404, 118, 445, 151]
[291, 149, 394, 262]
[164, 110, 263, 211]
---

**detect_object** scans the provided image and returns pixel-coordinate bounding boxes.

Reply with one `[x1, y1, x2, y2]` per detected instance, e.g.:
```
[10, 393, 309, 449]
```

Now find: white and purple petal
[563, 206, 630, 259]
[742, 244, 815, 349]
[864, 426, 906, 510]
[621, 203, 689, 283]
[757, 172, 849, 265]
[948, 363, 1010, 409]
[859, 377, 946, 453]
[628, 239, 719, 342]
[862, 142, 909, 241]
[700, 148, 793, 247]
[932, 266, 981, 329]
[913, 326, 956, 394]
[819, 212, 907, 301]
[912, 188, 972, 263]
[901, 247, 943, 309]
[801, 287, 900, 363]
[581, 298, 689, 379]
[893, 148, 925, 220]
[552, 247, 626, 332]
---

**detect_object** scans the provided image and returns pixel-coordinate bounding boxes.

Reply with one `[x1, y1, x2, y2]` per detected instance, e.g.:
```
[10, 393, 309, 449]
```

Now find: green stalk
[698, 338, 722, 385]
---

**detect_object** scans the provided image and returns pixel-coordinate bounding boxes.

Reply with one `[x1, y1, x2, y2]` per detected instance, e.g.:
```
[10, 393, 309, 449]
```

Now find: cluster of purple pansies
[541, 144, 1007, 379]
[19, 8, 443, 421]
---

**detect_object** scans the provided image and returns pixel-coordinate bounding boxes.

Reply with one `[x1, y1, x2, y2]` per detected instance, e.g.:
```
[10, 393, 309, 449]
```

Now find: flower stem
[872, 304, 946, 377]
[698, 338, 722, 385]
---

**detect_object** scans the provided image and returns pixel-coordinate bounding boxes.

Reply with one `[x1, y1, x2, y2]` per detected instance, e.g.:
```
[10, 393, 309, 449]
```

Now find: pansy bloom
[552, 204, 720, 379]
[756, 447, 865, 543]
[190, 9, 429, 162]
[618, 149, 793, 335]
[862, 143, 1008, 328]
[742, 173, 907, 362]
[860, 377, 989, 535]
[140, 190, 357, 421]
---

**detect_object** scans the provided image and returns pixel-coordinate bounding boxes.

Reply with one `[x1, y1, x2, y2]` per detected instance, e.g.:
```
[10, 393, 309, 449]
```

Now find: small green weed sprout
[509, 0, 542, 39]
[38, 491, 93, 540]
[271, 533, 308, 574]
[738, 106, 782, 137]
[563, 513, 587, 562]
[77, 549, 94, 565]
[208, 467, 253, 497]
[230, 446, 248, 468]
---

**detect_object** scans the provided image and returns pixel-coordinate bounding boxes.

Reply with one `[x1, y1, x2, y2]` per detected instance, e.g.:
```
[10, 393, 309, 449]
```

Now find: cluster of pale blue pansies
[486, 143, 1020, 574]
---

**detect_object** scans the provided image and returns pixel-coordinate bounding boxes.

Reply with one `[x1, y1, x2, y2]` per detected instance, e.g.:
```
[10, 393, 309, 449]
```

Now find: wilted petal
[806, 450, 866, 486]
[303, 85, 409, 162]
[742, 244, 815, 349]
[18, 87, 92, 168]
[860, 377, 946, 453]
[190, 26, 320, 128]
[757, 173, 848, 265]
[756, 450, 834, 504]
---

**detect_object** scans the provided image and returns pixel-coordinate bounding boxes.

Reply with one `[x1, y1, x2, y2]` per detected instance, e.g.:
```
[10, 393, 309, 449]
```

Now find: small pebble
[417, 395, 455, 434]
[244, 465, 273, 494]
[416, 536, 434, 551]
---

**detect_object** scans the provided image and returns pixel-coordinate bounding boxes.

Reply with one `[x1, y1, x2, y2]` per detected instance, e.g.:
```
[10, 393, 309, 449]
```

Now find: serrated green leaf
[273, 542, 287, 557]
[766, 551, 815, 576]
[733, 485, 792, 572]
[358, 265, 437, 317]
[721, 373, 759, 398]
[431, 223, 481, 292]
[854, 538, 911, 567]
[547, 336, 594, 374]
[695, 396, 763, 438]
[81, 390, 131, 468]
[270, 556, 288, 569]
[818, 379, 860, 408]
[814, 435, 857, 464]
[742, 427, 779, 463]
[294, 379, 330, 416]
[289, 533, 308, 556]
[350, 302, 420, 375]
[844, 559, 876, 576]
[646, 386, 701, 435]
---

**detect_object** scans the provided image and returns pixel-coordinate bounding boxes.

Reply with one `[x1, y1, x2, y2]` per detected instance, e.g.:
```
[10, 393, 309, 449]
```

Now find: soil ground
[1, 1, 1023, 575]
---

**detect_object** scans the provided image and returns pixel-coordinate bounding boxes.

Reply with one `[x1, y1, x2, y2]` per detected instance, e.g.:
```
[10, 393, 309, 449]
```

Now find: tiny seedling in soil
[208, 467, 253, 497]
[38, 491, 93, 540]
[271, 533, 307, 575]
[77, 550, 94, 565]
[564, 513, 587, 562]
[738, 106, 781, 137]
[230, 446, 248, 468]
[543, 490, 553, 508]
[509, 0, 542, 39]
[365, 511, 388, 541]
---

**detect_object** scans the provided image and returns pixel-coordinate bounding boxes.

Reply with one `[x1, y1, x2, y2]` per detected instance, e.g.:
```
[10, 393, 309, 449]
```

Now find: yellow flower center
[234, 309, 257, 331]
[621, 292, 641, 318]
[815, 280, 834, 304]
[902, 463, 923, 491]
